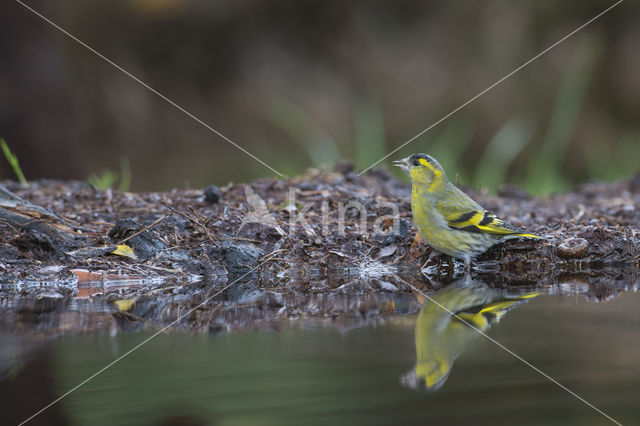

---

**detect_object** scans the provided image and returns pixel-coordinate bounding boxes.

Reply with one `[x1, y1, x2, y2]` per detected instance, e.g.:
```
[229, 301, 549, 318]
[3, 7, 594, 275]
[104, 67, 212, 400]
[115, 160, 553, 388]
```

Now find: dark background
[1, 0, 638, 193]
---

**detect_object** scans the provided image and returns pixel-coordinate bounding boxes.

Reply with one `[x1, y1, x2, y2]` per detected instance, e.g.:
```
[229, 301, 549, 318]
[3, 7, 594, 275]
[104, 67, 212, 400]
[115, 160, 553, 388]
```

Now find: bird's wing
[445, 208, 538, 237]
[434, 185, 541, 237]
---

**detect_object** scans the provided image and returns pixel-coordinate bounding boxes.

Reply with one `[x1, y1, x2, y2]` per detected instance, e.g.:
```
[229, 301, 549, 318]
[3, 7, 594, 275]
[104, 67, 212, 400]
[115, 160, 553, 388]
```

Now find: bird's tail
[513, 232, 543, 239]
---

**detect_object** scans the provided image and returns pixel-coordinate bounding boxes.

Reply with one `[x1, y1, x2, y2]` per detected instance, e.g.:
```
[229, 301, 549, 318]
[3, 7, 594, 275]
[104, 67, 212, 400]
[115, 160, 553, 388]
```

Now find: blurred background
[0, 0, 638, 194]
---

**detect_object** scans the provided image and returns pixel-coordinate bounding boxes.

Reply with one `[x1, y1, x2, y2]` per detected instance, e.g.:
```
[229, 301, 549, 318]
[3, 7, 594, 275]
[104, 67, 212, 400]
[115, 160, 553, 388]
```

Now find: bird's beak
[393, 157, 411, 176]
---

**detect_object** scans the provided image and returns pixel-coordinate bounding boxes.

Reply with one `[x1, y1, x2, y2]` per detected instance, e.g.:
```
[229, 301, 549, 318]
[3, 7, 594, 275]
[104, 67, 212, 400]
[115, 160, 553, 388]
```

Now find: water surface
[2, 280, 639, 425]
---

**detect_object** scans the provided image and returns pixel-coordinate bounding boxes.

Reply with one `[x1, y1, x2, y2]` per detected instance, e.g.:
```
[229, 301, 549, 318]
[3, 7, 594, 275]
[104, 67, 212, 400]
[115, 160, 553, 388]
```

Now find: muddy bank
[2, 165, 639, 280]
[1, 165, 639, 331]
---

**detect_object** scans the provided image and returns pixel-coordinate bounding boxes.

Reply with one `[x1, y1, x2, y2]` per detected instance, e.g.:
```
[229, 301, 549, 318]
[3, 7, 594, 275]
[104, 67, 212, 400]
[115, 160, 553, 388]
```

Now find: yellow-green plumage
[394, 153, 542, 267]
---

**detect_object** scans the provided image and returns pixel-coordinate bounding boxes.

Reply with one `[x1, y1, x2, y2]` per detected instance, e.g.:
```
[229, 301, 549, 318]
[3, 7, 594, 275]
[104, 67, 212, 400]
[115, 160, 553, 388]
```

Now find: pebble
[557, 237, 589, 259]
[204, 185, 221, 203]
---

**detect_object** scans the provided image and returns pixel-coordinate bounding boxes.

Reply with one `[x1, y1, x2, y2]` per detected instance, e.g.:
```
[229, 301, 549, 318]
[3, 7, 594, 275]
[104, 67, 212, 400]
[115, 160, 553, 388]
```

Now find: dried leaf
[374, 245, 397, 259]
[111, 244, 137, 259]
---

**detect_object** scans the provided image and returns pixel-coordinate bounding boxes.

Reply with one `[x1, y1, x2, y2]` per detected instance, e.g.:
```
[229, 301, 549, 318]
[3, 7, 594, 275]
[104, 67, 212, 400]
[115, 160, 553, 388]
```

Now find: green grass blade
[584, 129, 640, 181]
[88, 170, 117, 190]
[475, 116, 533, 193]
[354, 99, 385, 170]
[0, 138, 28, 186]
[118, 157, 132, 192]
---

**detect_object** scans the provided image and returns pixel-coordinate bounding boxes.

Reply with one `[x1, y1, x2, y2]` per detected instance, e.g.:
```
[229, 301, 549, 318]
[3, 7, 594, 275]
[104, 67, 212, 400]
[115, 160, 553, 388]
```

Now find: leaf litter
[0, 165, 639, 333]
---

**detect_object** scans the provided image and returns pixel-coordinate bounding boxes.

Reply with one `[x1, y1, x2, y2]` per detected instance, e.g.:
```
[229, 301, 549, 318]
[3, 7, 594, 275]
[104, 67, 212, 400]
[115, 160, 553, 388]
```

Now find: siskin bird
[393, 153, 542, 268]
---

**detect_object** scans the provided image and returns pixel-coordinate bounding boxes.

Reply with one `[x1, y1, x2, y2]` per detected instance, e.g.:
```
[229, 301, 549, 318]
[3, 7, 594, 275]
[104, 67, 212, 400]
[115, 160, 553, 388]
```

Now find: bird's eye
[412, 160, 420, 166]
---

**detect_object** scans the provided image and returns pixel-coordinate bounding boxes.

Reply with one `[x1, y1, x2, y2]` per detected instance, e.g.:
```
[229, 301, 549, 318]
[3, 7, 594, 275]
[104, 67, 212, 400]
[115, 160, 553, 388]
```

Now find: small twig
[0, 218, 21, 233]
[116, 214, 168, 245]
[140, 264, 184, 274]
[114, 261, 174, 275]
[260, 248, 287, 261]
[223, 237, 262, 244]
[261, 257, 287, 263]
[187, 206, 208, 222]
[155, 245, 191, 252]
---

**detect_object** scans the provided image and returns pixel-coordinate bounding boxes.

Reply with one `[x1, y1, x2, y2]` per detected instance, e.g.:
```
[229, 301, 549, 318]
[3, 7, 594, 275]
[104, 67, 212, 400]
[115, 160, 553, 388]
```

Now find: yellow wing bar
[447, 210, 541, 237]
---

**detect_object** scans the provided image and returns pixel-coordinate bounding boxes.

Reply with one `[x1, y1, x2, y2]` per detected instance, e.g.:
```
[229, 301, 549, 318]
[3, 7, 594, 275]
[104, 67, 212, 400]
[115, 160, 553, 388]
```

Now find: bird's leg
[464, 256, 471, 272]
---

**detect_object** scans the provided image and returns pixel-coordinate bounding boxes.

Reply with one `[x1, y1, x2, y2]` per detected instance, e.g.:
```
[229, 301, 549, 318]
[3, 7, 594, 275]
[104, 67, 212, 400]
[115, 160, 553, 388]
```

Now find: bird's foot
[420, 249, 442, 273]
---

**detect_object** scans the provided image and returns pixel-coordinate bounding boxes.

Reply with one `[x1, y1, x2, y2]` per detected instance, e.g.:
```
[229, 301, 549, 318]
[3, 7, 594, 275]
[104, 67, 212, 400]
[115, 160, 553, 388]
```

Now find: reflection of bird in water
[402, 276, 539, 391]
